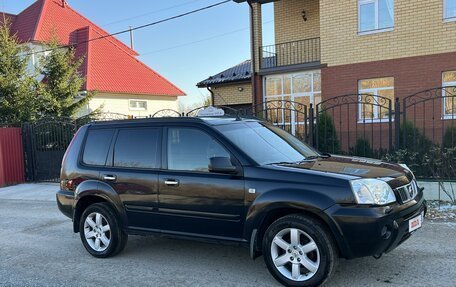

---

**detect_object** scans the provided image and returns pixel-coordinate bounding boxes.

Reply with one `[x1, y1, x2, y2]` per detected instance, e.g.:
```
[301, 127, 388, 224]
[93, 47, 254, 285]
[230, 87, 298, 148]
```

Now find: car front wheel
[79, 202, 128, 258]
[263, 214, 338, 287]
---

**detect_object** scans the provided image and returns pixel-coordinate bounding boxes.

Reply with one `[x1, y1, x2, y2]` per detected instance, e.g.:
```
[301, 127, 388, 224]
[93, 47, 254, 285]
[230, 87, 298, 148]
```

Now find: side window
[358, 0, 394, 33]
[83, 129, 115, 166]
[442, 71, 456, 118]
[167, 128, 230, 172]
[113, 128, 160, 169]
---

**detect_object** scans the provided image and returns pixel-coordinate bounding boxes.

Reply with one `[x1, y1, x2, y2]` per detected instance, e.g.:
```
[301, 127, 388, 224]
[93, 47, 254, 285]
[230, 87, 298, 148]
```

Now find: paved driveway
[0, 184, 455, 287]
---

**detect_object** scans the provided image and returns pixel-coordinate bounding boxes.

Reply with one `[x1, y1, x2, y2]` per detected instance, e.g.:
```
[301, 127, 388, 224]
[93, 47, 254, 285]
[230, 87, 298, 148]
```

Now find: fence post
[21, 122, 35, 182]
[315, 104, 319, 149]
[308, 104, 314, 145]
[394, 98, 401, 150]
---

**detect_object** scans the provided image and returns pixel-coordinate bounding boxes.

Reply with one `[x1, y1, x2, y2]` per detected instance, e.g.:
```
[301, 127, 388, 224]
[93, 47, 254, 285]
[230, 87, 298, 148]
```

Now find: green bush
[316, 111, 340, 154]
[400, 121, 432, 153]
[383, 146, 456, 180]
[349, 138, 373, 158]
[443, 126, 456, 148]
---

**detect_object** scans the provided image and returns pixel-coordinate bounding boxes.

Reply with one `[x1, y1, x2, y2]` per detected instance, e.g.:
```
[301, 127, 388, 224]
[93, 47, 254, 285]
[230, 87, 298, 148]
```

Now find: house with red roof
[1, 0, 185, 117]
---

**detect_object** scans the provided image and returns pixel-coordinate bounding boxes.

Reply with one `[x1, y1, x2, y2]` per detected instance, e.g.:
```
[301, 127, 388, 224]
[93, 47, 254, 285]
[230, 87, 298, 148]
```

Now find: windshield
[215, 121, 319, 165]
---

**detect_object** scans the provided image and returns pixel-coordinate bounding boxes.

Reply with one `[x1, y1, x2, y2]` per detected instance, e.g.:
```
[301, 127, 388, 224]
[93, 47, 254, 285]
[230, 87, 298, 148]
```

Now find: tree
[39, 39, 92, 117]
[0, 20, 41, 125]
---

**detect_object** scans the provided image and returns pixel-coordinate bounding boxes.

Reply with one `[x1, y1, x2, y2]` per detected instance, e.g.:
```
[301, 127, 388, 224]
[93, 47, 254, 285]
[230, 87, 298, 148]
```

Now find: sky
[1, 0, 274, 108]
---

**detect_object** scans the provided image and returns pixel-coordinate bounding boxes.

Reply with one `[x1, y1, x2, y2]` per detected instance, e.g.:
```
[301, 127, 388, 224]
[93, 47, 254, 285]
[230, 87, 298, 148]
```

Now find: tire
[262, 214, 338, 287]
[79, 202, 128, 258]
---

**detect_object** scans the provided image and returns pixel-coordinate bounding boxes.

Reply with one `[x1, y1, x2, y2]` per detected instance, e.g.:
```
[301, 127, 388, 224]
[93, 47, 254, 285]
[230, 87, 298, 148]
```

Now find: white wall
[418, 181, 455, 201]
[20, 43, 61, 80]
[77, 93, 179, 117]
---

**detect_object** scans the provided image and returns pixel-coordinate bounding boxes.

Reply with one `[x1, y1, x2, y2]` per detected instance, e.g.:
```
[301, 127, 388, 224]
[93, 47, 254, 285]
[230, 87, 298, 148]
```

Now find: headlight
[350, 179, 396, 205]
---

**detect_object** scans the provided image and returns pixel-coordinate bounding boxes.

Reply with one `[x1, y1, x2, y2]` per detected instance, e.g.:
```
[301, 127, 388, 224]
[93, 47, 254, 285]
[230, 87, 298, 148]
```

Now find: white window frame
[358, 78, 394, 123]
[263, 70, 321, 134]
[129, 99, 148, 111]
[358, 0, 394, 35]
[442, 71, 456, 120]
[444, 0, 456, 22]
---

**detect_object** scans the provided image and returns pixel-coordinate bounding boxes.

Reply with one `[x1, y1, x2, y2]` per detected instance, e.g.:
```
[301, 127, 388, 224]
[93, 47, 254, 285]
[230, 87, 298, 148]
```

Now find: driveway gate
[315, 94, 394, 156]
[23, 117, 76, 182]
[23, 113, 130, 182]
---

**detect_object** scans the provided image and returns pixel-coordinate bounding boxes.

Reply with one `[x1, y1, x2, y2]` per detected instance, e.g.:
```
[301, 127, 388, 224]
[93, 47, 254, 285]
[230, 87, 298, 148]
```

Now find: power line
[140, 20, 274, 56]
[13, 0, 231, 58]
[101, 0, 205, 27]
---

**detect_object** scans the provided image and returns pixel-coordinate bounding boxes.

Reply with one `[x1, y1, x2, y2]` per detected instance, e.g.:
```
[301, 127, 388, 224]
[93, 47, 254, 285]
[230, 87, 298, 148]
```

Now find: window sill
[358, 27, 394, 36]
[442, 115, 456, 120]
[357, 118, 394, 124]
[129, 108, 147, 111]
[443, 17, 456, 23]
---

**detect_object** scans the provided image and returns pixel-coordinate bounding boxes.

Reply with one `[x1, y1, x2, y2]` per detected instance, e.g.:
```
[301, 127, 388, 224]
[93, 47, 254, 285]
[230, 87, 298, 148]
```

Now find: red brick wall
[253, 74, 263, 107]
[322, 52, 456, 99]
[321, 52, 456, 151]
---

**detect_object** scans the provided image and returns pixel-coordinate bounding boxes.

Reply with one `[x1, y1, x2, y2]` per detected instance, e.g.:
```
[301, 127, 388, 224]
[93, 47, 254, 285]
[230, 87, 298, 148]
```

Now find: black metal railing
[260, 37, 321, 70]
[20, 87, 456, 182]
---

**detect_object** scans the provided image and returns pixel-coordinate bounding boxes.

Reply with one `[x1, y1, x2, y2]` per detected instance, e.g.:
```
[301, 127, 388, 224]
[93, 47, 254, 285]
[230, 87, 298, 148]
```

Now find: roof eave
[197, 77, 252, 88]
[87, 89, 185, 97]
[232, 0, 278, 3]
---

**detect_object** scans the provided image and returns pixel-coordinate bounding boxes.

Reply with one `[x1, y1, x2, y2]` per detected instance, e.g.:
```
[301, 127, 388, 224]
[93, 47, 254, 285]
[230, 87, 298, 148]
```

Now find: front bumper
[325, 191, 426, 259]
[56, 190, 75, 219]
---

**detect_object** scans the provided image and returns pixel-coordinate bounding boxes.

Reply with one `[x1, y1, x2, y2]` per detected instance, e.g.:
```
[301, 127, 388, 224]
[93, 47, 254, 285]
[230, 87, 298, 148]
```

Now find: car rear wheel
[263, 214, 338, 287]
[79, 202, 128, 258]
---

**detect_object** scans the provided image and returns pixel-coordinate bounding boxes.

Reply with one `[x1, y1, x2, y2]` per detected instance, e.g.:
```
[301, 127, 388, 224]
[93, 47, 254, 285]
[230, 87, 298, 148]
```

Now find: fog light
[381, 225, 391, 239]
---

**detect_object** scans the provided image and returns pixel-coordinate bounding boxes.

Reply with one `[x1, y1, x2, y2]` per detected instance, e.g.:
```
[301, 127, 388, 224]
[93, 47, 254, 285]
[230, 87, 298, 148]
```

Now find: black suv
[57, 115, 426, 287]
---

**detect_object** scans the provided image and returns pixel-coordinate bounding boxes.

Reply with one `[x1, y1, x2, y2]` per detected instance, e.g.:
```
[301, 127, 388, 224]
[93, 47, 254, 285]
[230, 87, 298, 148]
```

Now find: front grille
[394, 180, 418, 203]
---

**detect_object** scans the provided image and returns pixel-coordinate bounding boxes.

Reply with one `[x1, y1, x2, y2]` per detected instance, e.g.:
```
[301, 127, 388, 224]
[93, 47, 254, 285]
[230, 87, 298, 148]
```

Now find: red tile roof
[2, 0, 185, 97]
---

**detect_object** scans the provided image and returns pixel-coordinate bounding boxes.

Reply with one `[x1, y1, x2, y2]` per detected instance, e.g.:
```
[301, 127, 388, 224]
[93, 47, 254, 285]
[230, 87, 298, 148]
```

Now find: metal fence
[19, 86, 456, 182]
[0, 128, 25, 186]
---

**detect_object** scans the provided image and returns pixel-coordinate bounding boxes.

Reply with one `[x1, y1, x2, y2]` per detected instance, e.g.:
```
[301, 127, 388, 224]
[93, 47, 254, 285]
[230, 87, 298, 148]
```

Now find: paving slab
[0, 183, 58, 201]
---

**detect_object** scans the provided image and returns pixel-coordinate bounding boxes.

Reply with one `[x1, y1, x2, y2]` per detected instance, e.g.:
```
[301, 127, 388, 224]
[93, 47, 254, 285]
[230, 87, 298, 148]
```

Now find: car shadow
[114, 235, 413, 287]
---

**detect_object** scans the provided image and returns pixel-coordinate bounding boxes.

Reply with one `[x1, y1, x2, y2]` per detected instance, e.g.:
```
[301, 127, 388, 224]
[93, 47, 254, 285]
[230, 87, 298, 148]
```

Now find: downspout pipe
[247, 0, 257, 109]
[206, 86, 215, 106]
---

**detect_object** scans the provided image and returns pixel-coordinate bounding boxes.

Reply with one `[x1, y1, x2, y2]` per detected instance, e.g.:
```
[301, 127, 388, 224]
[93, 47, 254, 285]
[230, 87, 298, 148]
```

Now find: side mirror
[208, 157, 237, 174]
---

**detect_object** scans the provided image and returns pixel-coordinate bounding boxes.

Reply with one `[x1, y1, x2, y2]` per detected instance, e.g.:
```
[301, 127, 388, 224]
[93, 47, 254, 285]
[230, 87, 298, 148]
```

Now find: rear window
[113, 128, 161, 169]
[83, 129, 115, 166]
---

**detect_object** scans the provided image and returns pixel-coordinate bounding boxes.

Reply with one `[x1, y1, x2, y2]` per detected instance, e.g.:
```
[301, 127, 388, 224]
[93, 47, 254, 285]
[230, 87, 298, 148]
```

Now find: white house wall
[77, 93, 179, 117]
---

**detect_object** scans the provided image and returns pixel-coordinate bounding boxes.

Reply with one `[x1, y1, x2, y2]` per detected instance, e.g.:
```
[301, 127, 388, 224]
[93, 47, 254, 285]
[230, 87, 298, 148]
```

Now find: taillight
[63, 178, 85, 191]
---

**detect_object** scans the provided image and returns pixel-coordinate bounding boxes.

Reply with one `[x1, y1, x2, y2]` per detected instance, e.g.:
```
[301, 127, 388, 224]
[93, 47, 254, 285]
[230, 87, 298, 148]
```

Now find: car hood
[274, 155, 413, 189]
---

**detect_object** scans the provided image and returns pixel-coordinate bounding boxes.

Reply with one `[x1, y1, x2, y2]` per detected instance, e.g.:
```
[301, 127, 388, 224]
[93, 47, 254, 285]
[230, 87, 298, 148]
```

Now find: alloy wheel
[83, 212, 111, 252]
[270, 227, 320, 282]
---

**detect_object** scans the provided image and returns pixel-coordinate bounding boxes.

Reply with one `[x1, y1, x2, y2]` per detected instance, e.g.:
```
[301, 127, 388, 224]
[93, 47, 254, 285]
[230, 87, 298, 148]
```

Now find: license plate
[408, 212, 423, 232]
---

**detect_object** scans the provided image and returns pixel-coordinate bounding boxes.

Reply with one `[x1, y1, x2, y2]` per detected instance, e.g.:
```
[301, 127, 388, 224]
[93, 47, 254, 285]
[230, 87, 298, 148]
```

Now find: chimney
[62, 0, 66, 8]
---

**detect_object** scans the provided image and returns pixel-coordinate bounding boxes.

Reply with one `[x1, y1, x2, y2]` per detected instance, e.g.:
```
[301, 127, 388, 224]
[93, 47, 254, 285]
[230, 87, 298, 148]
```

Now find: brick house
[1, 0, 185, 118]
[197, 60, 253, 109]
[201, 0, 456, 149]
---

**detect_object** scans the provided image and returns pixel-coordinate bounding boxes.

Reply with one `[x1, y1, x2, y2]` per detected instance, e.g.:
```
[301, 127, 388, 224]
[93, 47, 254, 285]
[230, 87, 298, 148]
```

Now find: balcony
[259, 37, 321, 71]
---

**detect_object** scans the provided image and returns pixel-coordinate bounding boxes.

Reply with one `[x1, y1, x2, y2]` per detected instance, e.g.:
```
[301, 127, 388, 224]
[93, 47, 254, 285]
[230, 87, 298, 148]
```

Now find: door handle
[164, 179, 179, 186]
[103, 175, 117, 181]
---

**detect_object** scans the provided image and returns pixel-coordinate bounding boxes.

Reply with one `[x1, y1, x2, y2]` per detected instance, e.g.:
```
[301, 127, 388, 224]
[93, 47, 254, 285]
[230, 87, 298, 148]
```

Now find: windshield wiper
[267, 161, 298, 165]
[267, 154, 331, 165]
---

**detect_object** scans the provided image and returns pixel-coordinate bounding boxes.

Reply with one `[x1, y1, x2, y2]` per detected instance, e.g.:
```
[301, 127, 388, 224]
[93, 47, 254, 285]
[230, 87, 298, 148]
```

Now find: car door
[99, 126, 162, 230]
[158, 126, 245, 240]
